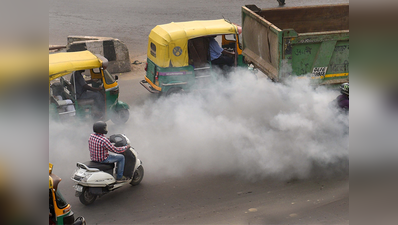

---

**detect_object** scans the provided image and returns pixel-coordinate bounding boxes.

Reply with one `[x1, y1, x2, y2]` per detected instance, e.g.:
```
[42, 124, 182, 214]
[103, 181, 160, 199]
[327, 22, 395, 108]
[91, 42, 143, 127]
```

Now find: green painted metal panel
[291, 43, 320, 75]
[286, 32, 349, 83]
[327, 41, 349, 76]
[146, 59, 156, 82]
[312, 40, 337, 69]
[105, 88, 118, 109]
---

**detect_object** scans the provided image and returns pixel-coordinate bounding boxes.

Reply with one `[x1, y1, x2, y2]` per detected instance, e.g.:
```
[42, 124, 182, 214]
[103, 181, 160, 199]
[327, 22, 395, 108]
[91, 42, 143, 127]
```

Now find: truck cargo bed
[242, 4, 349, 84]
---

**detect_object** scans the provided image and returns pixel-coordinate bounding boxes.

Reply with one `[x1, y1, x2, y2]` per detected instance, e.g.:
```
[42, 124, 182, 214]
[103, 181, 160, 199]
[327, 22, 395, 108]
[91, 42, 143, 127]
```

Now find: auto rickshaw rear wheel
[166, 87, 184, 96]
[79, 188, 97, 205]
[111, 108, 130, 125]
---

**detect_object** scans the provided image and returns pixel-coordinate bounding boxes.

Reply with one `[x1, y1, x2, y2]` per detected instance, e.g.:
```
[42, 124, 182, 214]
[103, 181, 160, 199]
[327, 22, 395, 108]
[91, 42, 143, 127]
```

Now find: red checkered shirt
[88, 133, 128, 162]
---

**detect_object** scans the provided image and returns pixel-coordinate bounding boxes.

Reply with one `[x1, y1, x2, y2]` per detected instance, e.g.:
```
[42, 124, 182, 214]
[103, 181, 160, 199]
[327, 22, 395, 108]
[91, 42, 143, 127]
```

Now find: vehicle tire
[130, 165, 144, 186]
[166, 87, 184, 96]
[111, 108, 130, 125]
[74, 216, 86, 225]
[79, 188, 97, 205]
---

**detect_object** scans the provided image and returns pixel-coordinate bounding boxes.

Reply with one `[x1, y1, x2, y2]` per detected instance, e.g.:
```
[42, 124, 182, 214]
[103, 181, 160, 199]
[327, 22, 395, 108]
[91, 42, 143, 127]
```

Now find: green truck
[241, 4, 349, 85]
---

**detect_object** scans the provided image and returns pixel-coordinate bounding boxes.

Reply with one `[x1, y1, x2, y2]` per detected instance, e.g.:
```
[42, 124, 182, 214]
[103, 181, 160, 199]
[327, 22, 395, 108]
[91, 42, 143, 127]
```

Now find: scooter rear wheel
[79, 188, 97, 205]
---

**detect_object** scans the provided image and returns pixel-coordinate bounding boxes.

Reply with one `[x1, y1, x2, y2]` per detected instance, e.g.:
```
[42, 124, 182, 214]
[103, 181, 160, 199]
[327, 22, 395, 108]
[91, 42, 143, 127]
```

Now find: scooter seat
[83, 161, 115, 171]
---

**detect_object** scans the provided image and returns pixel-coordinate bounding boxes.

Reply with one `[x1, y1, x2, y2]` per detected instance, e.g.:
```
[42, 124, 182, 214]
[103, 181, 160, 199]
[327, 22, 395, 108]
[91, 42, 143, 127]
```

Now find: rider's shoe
[116, 176, 129, 183]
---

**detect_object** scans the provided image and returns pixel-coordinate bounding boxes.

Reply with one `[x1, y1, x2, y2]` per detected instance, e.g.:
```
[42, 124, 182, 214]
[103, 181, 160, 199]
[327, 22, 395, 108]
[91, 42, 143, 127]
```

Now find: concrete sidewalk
[117, 53, 147, 80]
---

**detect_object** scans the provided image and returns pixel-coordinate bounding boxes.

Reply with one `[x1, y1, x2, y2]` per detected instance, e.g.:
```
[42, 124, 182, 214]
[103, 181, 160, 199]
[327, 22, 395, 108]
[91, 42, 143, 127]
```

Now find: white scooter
[71, 134, 144, 205]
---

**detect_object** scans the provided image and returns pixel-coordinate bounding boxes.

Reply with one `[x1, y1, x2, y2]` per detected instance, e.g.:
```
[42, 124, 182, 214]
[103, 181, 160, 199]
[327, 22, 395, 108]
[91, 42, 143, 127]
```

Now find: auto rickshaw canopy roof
[49, 163, 61, 190]
[49, 51, 107, 81]
[148, 19, 240, 68]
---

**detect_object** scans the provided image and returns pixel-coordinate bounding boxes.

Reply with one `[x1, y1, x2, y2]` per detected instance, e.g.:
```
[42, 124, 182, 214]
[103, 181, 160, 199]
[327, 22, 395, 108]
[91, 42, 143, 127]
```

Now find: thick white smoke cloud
[50, 68, 348, 183]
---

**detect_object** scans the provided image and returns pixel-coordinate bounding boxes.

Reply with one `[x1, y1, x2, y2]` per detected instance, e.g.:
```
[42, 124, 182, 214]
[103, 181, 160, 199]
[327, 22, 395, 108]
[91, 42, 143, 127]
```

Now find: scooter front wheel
[130, 165, 144, 186]
[79, 188, 97, 205]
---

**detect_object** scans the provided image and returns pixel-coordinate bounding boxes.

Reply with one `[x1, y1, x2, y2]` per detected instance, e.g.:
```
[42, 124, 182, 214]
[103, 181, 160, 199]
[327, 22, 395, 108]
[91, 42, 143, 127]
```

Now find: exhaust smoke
[50, 68, 348, 182]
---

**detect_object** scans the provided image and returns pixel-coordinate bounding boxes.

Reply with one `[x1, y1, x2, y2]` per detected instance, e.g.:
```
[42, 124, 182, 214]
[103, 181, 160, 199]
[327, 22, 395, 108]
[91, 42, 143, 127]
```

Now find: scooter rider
[88, 121, 130, 183]
[337, 82, 349, 112]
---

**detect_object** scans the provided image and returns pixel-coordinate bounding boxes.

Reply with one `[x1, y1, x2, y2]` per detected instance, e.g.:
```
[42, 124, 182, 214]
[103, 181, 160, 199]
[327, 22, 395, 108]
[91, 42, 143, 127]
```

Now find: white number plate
[74, 184, 83, 192]
[312, 67, 328, 77]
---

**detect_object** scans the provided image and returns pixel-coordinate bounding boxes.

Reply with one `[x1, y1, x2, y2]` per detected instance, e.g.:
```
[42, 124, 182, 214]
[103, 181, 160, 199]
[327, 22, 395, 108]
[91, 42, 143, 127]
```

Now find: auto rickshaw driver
[208, 35, 235, 75]
[70, 69, 105, 119]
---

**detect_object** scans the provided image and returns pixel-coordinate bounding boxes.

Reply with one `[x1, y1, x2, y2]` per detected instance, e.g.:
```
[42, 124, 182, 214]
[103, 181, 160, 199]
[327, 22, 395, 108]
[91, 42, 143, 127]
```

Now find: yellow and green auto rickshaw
[49, 51, 130, 124]
[140, 19, 252, 96]
[49, 163, 86, 225]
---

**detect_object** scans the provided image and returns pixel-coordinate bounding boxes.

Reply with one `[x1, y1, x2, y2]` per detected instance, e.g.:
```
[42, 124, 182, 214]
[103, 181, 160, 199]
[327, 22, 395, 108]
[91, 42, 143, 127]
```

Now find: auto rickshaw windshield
[103, 69, 115, 85]
[54, 189, 68, 209]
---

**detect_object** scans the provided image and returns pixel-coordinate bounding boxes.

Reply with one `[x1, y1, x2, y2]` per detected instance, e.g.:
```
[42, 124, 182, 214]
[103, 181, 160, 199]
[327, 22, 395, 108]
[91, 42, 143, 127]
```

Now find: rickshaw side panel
[146, 58, 197, 93]
[58, 211, 75, 225]
[105, 87, 119, 108]
[146, 59, 157, 85]
[157, 65, 195, 92]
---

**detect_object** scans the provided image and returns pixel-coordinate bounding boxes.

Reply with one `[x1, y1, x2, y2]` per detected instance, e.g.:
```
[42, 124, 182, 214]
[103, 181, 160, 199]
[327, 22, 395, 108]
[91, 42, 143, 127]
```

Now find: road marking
[248, 208, 257, 212]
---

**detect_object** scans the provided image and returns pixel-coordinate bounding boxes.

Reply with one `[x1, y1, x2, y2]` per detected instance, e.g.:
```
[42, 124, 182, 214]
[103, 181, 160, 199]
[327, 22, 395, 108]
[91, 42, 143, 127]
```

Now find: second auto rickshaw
[49, 51, 130, 124]
[49, 163, 86, 225]
[140, 19, 252, 96]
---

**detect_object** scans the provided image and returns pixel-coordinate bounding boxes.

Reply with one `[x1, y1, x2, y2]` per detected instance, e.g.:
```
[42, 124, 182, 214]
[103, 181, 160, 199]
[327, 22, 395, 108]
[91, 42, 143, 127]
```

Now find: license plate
[74, 184, 83, 192]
